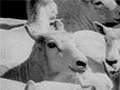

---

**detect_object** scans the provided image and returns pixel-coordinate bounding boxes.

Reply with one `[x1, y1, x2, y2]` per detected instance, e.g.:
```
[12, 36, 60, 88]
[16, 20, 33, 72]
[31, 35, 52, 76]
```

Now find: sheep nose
[106, 59, 117, 66]
[76, 60, 86, 67]
[69, 60, 87, 73]
[74, 60, 87, 73]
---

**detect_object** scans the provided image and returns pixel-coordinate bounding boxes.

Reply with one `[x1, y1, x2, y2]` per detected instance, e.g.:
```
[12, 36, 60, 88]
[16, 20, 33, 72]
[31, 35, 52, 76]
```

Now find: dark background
[0, 0, 27, 19]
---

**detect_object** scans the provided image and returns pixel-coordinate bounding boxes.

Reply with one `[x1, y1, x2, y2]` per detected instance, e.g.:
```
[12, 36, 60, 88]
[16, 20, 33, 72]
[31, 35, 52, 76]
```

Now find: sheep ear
[54, 19, 65, 32]
[93, 21, 110, 35]
[25, 24, 40, 41]
[25, 80, 35, 90]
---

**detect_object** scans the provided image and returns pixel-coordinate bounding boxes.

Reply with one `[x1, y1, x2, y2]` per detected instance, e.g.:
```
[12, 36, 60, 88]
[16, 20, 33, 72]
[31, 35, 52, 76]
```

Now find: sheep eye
[93, 1, 103, 8]
[47, 41, 57, 48]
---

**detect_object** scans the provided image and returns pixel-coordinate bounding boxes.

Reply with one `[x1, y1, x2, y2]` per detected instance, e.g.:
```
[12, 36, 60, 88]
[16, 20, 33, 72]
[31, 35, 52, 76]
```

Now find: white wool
[72, 30, 106, 63]
[98, 0, 117, 10]
[25, 80, 93, 90]
[76, 68, 113, 90]
[0, 27, 34, 69]
[0, 78, 25, 90]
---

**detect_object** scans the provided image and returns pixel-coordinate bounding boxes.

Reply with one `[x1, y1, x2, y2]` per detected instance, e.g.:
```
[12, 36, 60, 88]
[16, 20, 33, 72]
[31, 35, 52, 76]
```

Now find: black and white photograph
[0, 0, 120, 90]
